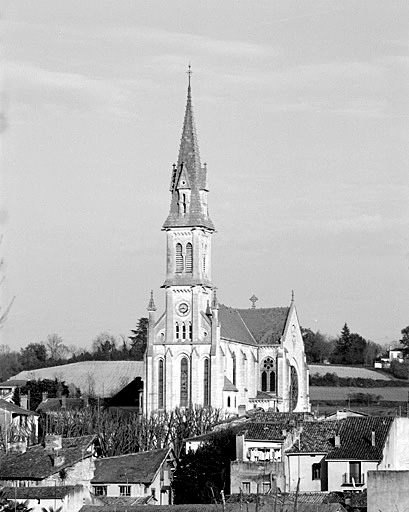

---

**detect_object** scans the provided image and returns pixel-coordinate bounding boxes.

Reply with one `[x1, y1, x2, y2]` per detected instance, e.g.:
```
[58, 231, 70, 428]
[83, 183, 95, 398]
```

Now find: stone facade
[143, 79, 310, 416]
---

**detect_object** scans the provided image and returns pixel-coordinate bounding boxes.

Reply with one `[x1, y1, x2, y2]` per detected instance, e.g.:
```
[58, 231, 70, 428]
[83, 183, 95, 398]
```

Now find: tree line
[0, 318, 148, 382]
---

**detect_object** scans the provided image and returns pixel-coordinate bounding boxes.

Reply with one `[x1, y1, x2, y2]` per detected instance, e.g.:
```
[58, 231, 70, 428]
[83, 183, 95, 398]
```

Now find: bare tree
[46, 333, 68, 360]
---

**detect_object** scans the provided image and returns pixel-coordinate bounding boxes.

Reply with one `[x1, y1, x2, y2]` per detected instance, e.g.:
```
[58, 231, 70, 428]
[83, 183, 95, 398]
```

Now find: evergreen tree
[129, 318, 148, 360]
[331, 323, 352, 364]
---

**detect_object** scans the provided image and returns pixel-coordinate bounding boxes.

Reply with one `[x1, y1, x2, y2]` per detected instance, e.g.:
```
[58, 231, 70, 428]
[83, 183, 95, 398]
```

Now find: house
[0, 379, 27, 402]
[0, 485, 96, 512]
[91, 448, 176, 505]
[0, 434, 98, 487]
[374, 347, 405, 368]
[285, 420, 341, 492]
[0, 397, 39, 450]
[325, 416, 394, 492]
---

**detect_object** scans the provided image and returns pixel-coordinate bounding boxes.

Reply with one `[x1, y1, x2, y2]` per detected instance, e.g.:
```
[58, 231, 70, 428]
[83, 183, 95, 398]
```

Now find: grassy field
[310, 386, 409, 402]
[309, 364, 391, 380]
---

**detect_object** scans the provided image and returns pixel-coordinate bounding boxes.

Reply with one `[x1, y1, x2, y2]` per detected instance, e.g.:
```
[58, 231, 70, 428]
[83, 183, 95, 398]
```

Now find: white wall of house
[326, 460, 378, 491]
[13, 487, 93, 512]
[379, 417, 409, 470]
[41, 457, 96, 488]
[286, 453, 326, 492]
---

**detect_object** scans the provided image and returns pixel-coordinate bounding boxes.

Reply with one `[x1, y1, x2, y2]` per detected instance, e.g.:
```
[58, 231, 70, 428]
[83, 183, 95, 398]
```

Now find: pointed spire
[147, 290, 156, 312]
[177, 64, 201, 173]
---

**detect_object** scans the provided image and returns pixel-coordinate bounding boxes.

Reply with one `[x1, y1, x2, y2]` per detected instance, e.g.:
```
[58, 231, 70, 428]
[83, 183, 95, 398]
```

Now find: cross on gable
[249, 294, 258, 309]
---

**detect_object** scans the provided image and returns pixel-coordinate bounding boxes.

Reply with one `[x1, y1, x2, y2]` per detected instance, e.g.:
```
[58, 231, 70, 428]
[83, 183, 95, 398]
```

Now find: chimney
[238, 405, 246, 417]
[44, 434, 62, 452]
[335, 435, 341, 448]
[61, 396, 67, 409]
[51, 452, 65, 467]
[20, 395, 28, 410]
[371, 430, 376, 446]
[42, 392, 48, 402]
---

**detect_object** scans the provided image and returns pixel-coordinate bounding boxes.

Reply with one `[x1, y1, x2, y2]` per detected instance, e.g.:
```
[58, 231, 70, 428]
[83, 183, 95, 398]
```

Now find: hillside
[10, 361, 144, 397]
[309, 364, 391, 380]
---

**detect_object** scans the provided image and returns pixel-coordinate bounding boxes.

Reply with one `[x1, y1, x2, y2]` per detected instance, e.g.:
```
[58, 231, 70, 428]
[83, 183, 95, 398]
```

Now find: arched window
[188, 322, 192, 339]
[185, 243, 193, 273]
[232, 354, 236, 386]
[182, 193, 187, 214]
[203, 359, 210, 406]
[158, 359, 164, 409]
[180, 357, 188, 407]
[176, 243, 183, 273]
[175, 323, 180, 339]
[227, 396, 231, 407]
[261, 357, 276, 392]
[182, 323, 186, 339]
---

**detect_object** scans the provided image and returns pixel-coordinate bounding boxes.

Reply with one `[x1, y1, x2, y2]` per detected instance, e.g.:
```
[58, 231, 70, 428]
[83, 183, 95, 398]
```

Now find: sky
[1, 0, 408, 352]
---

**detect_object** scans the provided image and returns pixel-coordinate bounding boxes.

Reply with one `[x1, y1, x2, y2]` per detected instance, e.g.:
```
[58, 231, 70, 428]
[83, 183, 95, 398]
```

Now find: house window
[176, 243, 183, 273]
[227, 396, 231, 407]
[151, 488, 156, 500]
[242, 482, 250, 494]
[262, 482, 271, 493]
[93, 486, 107, 496]
[261, 357, 276, 392]
[349, 461, 361, 483]
[158, 359, 164, 409]
[119, 485, 131, 497]
[312, 463, 321, 480]
[180, 357, 188, 406]
[203, 359, 210, 406]
[185, 243, 193, 273]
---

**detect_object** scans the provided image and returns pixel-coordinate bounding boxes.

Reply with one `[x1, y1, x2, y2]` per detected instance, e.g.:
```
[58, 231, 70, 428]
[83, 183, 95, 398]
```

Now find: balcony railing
[342, 473, 365, 486]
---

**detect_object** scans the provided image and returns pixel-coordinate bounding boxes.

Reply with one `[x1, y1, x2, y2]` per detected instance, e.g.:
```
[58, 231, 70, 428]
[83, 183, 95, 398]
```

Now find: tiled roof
[249, 411, 314, 423]
[80, 506, 345, 512]
[0, 398, 38, 416]
[91, 448, 171, 484]
[223, 376, 238, 392]
[0, 435, 96, 480]
[287, 421, 342, 453]
[237, 422, 290, 441]
[163, 84, 214, 231]
[1, 485, 79, 499]
[326, 416, 393, 461]
[218, 305, 256, 345]
[236, 307, 289, 344]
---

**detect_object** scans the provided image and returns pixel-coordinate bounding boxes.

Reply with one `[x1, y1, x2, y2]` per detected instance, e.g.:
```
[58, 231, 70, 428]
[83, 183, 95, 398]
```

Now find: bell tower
[144, 68, 216, 414]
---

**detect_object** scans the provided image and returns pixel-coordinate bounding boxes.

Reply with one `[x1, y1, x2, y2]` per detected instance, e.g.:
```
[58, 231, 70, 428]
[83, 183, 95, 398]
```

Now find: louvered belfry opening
[185, 243, 193, 273]
[175, 243, 183, 273]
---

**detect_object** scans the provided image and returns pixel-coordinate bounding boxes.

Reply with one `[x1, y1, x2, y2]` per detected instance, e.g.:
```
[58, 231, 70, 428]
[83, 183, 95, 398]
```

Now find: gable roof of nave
[218, 304, 290, 346]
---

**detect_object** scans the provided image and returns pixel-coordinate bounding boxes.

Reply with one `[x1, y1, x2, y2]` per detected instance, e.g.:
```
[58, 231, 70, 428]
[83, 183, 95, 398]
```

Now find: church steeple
[163, 68, 214, 231]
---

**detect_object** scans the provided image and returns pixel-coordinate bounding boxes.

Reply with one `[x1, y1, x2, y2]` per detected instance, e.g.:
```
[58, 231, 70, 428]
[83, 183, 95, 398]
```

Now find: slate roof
[91, 448, 171, 484]
[0, 435, 96, 480]
[0, 380, 27, 387]
[79, 505, 345, 512]
[218, 305, 290, 345]
[236, 307, 290, 344]
[326, 416, 393, 461]
[0, 398, 38, 416]
[37, 397, 86, 412]
[11, 361, 144, 398]
[97, 496, 152, 506]
[1, 485, 79, 499]
[223, 376, 238, 392]
[287, 421, 342, 454]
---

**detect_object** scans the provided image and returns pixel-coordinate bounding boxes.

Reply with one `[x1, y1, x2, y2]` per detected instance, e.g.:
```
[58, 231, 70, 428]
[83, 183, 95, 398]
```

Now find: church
[143, 74, 310, 416]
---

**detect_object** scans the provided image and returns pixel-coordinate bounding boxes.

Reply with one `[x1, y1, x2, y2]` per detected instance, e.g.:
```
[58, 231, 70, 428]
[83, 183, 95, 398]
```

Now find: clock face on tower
[177, 302, 190, 316]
